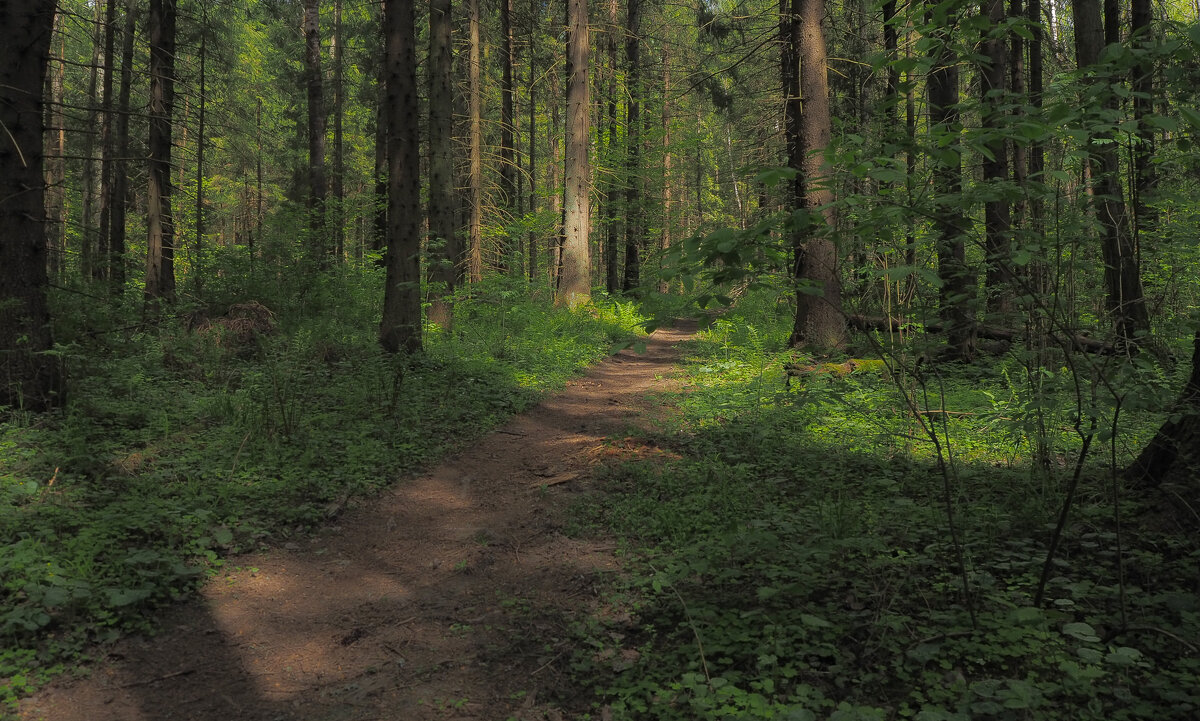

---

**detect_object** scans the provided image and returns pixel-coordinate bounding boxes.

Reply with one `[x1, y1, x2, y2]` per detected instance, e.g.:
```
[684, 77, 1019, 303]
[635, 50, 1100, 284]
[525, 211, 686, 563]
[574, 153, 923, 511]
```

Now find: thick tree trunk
[428, 0, 457, 326]
[927, 0, 975, 360]
[621, 0, 642, 294]
[787, 0, 844, 348]
[1128, 330, 1200, 492]
[2, 0, 62, 410]
[467, 0, 483, 282]
[981, 0, 1012, 315]
[1073, 0, 1150, 348]
[145, 0, 177, 303]
[558, 0, 591, 307]
[380, 0, 422, 354]
[304, 0, 328, 258]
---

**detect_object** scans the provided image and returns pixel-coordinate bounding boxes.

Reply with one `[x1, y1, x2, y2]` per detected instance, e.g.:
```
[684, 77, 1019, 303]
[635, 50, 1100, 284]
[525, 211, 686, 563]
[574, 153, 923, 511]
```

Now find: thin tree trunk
[304, 0, 328, 259]
[331, 0, 345, 261]
[81, 0, 104, 280]
[44, 9, 66, 279]
[981, 0, 1012, 314]
[145, 0, 177, 303]
[380, 0, 423, 353]
[621, 0, 642, 294]
[428, 0, 457, 326]
[468, 0, 484, 282]
[603, 0, 620, 294]
[548, 20, 563, 287]
[374, 48, 388, 254]
[1, 0, 61, 409]
[559, 0, 591, 307]
[1131, 0, 1156, 242]
[109, 0, 135, 292]
[96, 0, 119, 283]
[499, 0, 516, 273]
[659, 41, 672, 294]
[527, 0, 539, 283]
[194, 1, 207, 290]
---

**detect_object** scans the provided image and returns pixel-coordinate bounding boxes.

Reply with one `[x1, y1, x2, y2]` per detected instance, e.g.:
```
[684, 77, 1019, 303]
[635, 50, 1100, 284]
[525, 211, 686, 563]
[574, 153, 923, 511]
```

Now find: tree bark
[1073, 0, 1150, 348]
[659, 40, 672, 294]
[467, 0, 484, 282]
[981, 0, 1012, 315]
[304, 0, 328, 259]
[927, 0, 975, 360]
[81, 0, 105, 280]
[527, 0, 539, 283]
[44, 9, 66, 279]
[380, 0, 423, 354]
[332, 0, 345, 261]
[621, 0, 643, 294]
[603, 0, 620, 295]
[1130, 0, 1156, 243]
[499, 0, 517, 273]
[1128, 330, 1200, 492]
[428, 0, 457, 326]
[1, 0, 62, 410]
[145, 0, 177, 303]
[787, 0, 844, 348]
[558, 0, 591, 307]
[194, 1, 207, 289]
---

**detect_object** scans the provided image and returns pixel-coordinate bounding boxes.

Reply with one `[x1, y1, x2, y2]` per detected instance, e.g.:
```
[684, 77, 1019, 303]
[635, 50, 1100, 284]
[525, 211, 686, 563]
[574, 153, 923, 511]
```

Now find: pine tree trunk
[788, 0, 844, 348]
[332, 0, 345, 261]
[603, 0, 620, 295]
[44, 10, 66, 279]
[621, 0, 642, 294]
[81, 0, 104, 280]
[304, 0, 328, 259]
[559, 0, 591, 307]
[380, 0, 423, 353]
[109, 0, 136, 292]
[96, 0, 119, 284]
[468, 0, 484, 282]
[527, 0, 539, 283]
[981, 0, 1012, 315]
[428, 0, 457, 326]
[145, 0, 177, 303]
[499, 0, 516, 273]
[659, 41, 672, 294]
[1, 0, 61, 410]
[194, 3, 207, 289]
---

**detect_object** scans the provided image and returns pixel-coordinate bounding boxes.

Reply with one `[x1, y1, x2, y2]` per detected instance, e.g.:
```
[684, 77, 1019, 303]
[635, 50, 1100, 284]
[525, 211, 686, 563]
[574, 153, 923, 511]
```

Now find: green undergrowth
[568, 292, 1200, 720]
[0, 272, 645, 713]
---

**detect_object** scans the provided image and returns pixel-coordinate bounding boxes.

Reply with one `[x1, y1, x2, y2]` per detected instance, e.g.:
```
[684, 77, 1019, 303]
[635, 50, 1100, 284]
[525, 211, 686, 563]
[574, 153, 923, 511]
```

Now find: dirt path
[20, 322, 696, 721]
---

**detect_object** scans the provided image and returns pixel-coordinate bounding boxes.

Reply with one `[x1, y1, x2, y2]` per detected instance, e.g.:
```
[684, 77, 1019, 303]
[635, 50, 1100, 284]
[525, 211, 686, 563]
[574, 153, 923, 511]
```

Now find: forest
[2, 0, 1199, 717]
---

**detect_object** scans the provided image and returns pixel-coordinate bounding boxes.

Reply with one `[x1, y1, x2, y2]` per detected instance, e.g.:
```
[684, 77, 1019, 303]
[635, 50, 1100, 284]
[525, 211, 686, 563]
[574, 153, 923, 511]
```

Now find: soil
[19, 321, 697, 721]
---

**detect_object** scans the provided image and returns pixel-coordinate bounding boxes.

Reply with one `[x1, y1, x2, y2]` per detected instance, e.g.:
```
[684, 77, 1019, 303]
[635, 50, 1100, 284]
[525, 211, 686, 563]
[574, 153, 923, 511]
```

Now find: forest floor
[18, 321, 697, 721]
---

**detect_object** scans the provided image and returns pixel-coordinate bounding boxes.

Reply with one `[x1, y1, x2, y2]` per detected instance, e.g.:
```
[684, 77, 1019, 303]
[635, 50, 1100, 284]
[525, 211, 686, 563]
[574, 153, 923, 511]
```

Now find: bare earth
[20, 322, 696, 721]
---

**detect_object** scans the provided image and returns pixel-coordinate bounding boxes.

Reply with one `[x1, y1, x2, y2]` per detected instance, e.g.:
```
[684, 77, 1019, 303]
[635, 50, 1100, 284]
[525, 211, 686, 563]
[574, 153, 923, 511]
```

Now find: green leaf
[1062, 621, 1100, 642]
[800, 613, 832, 628]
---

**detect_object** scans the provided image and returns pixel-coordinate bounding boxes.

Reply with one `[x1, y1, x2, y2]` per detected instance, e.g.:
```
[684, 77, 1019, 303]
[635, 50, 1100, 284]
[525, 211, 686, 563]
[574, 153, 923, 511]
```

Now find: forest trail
[20, 321, 697, 721]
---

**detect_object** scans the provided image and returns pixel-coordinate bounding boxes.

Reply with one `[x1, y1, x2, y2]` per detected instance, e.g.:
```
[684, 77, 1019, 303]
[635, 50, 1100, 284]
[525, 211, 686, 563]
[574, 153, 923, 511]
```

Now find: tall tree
[145, 0, 178, 302]
[332, 0, 346, 260]
[499, 0, 517, 273]
[467, 0, 484, 282]
[786, 0, 844, 347]
[96, 0, 119, 283]
[621, 0, 643, 293]
[1, 0, 62, 410]
[527, 0, 539, 282]
[304, 0, 328, 258]
[927, 0, 975, 359]
[109, 0, 136, 291]
[559, 0, 591, 307]
[1130, 0, 1156, 241]
[380, 0, 422, 353]
[428, 0, 458, 326]
[980, 0, 1011, 314]
[44, 9, 66, 279]
[1073, 0, 1150, 347]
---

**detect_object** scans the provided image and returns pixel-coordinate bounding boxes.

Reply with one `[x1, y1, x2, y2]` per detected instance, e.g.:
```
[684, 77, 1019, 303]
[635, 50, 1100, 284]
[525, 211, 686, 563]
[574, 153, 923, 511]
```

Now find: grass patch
[568, 290, 1200, 721]
[0, 272, 645, 714]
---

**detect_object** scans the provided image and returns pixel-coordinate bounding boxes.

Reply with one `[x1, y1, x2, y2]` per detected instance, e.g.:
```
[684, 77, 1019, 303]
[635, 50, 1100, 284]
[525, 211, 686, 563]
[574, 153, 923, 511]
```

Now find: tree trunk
[467, 0, 484, 282]
[145, 0, 177, 303]
[2, 0, 62, 410]
[332, 0, 345, 261]
[1073, 0, 1150, 348]
[1128, 330, 1200, 493]
[428, 0, 457, 326]
[927, 0, 975, 360]
[621, 0, 642, 294]
[499, 0, 517, 273]
[44, 9, 66, 279]
[659, 41, 672, 294]
[547, 16, 563, 288]
[304, 0, 328, 259]
[109, 0, 135, 291]
[380, 0, 423, 354]
[374, 32, 388, 255]
[1130, 0, 1156, 243]
[787, 0, 844, 348]
[558, 0, 591, 307]
[96, 0, 119, 284]
[81, 0, 104, 280]
[527, 0, 539, 283]
[981, 0, 1012, 315]
[194, 1, 207, 290]
[603, 0, 620, 295]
